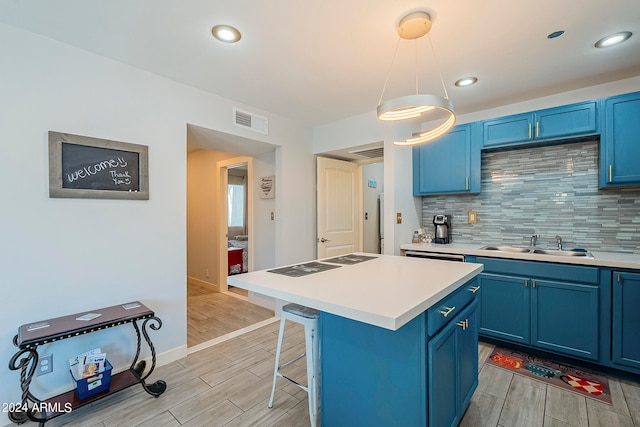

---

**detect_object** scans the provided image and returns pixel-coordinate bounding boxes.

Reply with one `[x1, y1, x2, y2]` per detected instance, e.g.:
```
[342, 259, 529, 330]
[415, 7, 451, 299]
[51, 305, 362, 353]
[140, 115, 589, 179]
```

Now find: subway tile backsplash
[421, 140, 640, 254]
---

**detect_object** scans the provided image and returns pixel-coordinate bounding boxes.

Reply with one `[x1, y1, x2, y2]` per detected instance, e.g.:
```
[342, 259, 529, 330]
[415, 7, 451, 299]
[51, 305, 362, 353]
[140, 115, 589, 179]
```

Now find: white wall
[314, 76, 640, 255]
[253, 150, 277, 271]
[0, 23, 313, 425]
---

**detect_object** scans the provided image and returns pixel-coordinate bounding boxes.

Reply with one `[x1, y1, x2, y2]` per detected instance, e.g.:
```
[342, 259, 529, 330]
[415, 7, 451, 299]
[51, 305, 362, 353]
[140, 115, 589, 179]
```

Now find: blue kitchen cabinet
[320, 277, 480, 426]
[478, 273, 530, 344]
[428, 299, 479, 427]
[600, 91, 640, 188]
[477, 257, 600, 361]
[412, 122, 481, 195]
[612, 271, 640, 370]
[483, 101, 597, 149]
[531, 279, 599, 360]
[483, 112, 533, 147]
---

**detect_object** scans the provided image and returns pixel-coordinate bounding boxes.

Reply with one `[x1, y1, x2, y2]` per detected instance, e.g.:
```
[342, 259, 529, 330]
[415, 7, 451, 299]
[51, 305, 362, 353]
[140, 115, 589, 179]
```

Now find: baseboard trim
[187, 316, 280, 355]
[187, 275, 220, 293]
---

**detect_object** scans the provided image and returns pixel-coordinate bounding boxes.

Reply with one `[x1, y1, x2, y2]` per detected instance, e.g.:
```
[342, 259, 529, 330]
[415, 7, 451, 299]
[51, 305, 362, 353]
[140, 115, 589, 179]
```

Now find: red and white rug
[486, 346, 612, 404]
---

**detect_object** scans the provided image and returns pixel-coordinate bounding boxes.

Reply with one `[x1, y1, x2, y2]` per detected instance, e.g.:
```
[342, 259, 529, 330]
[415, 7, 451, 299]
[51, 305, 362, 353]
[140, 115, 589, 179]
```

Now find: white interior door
[317, 157, 361, 258]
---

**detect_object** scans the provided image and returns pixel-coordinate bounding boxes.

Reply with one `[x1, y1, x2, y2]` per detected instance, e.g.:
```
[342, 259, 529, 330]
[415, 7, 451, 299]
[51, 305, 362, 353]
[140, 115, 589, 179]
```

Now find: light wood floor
[37, 320, 640, 427]
[187, 281, 274, 347]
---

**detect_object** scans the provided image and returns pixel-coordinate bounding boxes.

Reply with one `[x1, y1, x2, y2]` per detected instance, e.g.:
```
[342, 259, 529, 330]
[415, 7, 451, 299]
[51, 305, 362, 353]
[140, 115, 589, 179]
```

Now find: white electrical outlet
[37, 354, 53, 376]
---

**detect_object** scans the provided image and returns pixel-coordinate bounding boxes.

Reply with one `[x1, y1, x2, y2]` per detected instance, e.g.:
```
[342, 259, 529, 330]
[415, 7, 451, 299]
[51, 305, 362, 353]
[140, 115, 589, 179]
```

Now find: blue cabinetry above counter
[600, 91, 640, 188]
[412, 122, 481, 196]
[412, 91, 640, 196]
[483, 101, 598, 149]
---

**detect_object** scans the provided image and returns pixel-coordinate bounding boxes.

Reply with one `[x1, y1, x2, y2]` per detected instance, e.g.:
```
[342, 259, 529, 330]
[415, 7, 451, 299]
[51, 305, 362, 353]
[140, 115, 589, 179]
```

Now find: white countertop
[228, 254, 483, 331]
[400, 242, 640, 270]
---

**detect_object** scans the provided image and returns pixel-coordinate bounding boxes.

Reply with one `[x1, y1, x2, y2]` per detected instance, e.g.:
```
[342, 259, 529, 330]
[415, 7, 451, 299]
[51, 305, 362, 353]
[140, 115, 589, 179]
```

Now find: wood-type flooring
[36, 287, 640, 427]
[187, 280, 274, 348]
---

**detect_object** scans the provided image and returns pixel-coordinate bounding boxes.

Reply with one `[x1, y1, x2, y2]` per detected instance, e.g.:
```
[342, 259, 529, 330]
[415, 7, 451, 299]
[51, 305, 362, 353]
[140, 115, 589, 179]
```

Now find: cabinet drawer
[428, 280, 480, 337]
[477, 257, 599, 285]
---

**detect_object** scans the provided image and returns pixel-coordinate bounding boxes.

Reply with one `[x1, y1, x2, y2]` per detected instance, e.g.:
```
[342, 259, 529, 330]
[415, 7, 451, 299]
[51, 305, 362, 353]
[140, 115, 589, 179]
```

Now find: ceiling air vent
[233, 108, 268, 135]
[349, 146, 384, 159]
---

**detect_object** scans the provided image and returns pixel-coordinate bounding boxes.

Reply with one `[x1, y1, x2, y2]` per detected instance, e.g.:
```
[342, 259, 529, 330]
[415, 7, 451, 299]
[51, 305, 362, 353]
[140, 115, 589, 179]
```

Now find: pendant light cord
[427, 34, 450, 100]
[379, 33, 450, 104]
[414, 39, 419, 94]
[377, 37, 402, 106]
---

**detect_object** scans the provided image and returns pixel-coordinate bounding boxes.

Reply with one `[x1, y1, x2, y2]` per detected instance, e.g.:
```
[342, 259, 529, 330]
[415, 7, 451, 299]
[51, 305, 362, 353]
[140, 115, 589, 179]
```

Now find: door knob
[318, 238, 331, 243]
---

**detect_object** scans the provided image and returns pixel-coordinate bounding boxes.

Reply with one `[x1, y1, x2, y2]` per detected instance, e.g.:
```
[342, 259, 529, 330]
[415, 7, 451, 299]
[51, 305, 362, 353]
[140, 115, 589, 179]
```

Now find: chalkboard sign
[49, 132, 149, 200]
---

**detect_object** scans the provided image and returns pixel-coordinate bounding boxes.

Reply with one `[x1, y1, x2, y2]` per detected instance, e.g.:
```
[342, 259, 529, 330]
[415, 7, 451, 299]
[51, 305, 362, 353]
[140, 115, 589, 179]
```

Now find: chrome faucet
[530, 234, 540, 248]
[555, 235, 563, 250]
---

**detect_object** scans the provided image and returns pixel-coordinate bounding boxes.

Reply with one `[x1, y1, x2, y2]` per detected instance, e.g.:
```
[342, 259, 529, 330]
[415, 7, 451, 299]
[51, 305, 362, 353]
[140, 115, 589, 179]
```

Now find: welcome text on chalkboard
[49, 132, 149, 200]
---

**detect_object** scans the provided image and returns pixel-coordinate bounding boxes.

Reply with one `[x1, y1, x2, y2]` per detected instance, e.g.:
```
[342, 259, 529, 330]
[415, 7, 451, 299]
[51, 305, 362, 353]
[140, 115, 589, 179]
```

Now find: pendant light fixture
[377, 11, 456, 146]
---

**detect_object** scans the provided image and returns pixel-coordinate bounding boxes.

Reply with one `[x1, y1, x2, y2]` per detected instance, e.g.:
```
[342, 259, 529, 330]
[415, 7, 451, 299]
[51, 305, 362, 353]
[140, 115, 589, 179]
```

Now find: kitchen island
[228, 254, 483, 426]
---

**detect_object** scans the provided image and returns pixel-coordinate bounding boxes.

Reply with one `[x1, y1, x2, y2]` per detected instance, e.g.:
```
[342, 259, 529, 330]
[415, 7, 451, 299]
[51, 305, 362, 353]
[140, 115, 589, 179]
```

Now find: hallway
[187, 280, 275, 348]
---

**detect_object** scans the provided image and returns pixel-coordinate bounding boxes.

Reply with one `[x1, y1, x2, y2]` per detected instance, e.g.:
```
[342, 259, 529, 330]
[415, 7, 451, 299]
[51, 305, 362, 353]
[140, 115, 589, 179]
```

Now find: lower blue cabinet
[478, 260, 600, 362]
[478, 273, 530, 344]
[612, 271, 640, 370]
[428, 299, 479, 427]
[320, 278, 480, 426]
[531, 279, 599, 360]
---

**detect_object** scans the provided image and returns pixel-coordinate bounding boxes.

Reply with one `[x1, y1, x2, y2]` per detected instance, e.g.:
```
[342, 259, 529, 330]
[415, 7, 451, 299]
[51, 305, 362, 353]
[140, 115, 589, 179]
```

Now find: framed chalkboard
[49, 131, 149, 200]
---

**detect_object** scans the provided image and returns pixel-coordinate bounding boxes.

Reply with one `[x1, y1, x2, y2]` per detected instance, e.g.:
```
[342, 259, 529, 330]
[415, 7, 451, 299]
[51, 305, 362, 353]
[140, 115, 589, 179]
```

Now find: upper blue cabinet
[413, 122, 482, 196]
[600, 91, 640, 188]
[483, 101, 598, 149]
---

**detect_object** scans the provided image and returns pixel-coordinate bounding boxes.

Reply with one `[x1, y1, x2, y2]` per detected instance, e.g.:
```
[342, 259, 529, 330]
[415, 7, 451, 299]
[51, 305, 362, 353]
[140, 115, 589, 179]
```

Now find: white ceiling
[1, 0, 639, 128]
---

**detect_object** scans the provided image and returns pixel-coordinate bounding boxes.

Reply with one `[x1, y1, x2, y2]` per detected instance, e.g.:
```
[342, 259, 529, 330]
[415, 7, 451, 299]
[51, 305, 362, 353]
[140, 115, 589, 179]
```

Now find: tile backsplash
[421, 140, 640, 254]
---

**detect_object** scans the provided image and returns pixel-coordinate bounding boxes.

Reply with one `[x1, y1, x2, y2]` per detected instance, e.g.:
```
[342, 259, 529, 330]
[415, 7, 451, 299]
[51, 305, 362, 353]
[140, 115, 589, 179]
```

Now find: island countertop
[227, 253, 483, 330]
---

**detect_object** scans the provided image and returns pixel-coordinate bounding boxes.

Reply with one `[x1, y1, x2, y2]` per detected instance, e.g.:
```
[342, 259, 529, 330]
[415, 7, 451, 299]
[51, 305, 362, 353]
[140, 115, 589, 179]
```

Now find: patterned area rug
[486, 346, 612, 404]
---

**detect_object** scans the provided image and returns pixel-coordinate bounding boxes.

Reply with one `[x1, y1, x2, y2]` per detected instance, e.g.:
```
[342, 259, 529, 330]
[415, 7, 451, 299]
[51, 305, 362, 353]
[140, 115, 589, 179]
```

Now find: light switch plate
[396, 213, 402, 224]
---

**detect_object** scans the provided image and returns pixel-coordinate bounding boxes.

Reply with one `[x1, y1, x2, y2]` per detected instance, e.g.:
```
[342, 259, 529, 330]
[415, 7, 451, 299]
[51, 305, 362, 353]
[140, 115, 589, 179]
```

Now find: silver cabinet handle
[469, 286, 481, 294]
[440, 306, 455, 317]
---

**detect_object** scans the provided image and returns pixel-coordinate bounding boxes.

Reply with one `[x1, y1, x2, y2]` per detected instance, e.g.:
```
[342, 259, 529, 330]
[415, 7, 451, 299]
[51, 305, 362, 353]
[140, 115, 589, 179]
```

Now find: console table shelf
[8, 301, 167, 426]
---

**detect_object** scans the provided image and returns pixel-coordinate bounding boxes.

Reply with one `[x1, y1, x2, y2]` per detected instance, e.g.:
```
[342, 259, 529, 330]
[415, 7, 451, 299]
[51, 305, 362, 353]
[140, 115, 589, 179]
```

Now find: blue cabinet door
[601, 92, 640, 187]
[483, 113, 534, 147]
[412, 123, 481, 195]
[612, 271, 640, 369]
[428, 314, 459, 427]
[478, 273, 530, 344]
[531, 279, 599, 361]
[483, 101, 597, 149]
[428, 300, 479, 427]
[536, 102, 597, 140]
[458, 299, 479, 411]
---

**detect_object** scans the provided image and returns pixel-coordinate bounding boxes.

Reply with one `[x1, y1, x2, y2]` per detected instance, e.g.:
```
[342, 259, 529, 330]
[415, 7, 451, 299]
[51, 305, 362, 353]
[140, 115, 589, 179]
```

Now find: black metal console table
[8, 301, 167, 426]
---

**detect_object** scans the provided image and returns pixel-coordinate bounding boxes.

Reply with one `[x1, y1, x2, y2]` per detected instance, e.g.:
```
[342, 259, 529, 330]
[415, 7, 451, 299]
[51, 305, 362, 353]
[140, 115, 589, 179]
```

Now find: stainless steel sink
[481, 245, 531, 253]
[532, 249, 594, 258]
[480, 245, 594, 258]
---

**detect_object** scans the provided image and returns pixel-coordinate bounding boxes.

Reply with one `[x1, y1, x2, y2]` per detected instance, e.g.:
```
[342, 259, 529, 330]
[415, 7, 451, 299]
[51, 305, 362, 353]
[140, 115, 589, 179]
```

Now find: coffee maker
[433, 214, 451, 244]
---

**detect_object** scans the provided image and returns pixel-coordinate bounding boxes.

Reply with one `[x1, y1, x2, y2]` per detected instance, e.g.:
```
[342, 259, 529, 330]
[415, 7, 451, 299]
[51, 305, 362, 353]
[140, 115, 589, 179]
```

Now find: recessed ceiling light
[595, 31, 632, 48]
[455, 77, 478, 87]
[211, 25, 241, 43]
[547, 30, 565, 39]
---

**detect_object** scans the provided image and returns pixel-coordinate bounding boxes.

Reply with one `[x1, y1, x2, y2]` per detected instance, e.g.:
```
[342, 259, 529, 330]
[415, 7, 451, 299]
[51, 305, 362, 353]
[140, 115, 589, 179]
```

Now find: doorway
[217, 156, 252, 294]
[186, 124, 278, 350]
[316, 142, 384, 256]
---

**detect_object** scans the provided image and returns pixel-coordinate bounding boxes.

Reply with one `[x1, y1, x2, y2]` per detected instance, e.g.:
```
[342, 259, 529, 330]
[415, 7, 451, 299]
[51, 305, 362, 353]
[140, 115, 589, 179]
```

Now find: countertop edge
[400, 243, 640, 270]
[228, 256, 484, 331]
